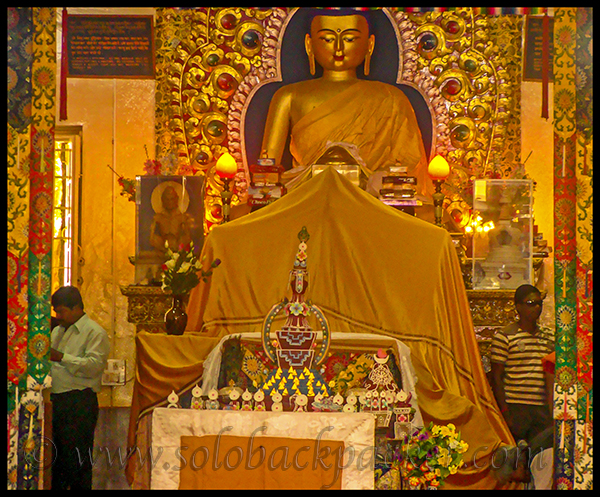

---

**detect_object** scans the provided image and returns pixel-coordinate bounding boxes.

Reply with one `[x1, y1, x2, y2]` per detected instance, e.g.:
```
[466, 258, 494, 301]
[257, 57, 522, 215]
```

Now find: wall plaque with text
[66, 15, 155, 79]
[523, 16, 554, 82]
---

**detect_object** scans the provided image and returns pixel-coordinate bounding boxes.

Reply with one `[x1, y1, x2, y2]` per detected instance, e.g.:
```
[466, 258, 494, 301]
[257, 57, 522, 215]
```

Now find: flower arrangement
[161, 241, 221, 295]
[108, 146, 198, 202]
[106, 165, 137, 202]
[399, 422, 469, 489]
[118, 176, 137, 202]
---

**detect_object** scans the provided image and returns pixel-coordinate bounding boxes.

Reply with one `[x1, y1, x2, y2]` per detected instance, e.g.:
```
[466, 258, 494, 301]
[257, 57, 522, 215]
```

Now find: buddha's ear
[304, 34, 316, 76]
[364, 34, 375, 76]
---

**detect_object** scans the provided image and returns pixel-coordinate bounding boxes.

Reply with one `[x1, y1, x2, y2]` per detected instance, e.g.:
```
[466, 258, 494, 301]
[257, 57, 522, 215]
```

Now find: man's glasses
[522, 299, 544, 307]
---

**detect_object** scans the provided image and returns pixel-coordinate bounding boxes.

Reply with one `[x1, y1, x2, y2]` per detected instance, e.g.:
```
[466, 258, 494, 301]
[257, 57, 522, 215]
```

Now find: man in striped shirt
[490, 284, 554, 447]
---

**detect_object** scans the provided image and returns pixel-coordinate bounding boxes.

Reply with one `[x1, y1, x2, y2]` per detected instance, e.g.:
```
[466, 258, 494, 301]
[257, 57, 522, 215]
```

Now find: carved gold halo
[156, 8, 517, 234]
[229, 7, 510, 215]
[230, 8, 449, 183]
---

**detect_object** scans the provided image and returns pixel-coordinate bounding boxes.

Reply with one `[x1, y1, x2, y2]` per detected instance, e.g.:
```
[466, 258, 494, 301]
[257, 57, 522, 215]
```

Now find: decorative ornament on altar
[362, 349, 401, 428]
[260, 226, 332, 408]
[167, 390, 180, 408]
[399, 422, 469, 489]
[253, 390, 266, 411]
[161, 241, 221, 335]
[427, 155, 451, 227]
[190, 385, 204, 410]
[241, 389, 253, 411]
[215, 152, 238, 223]
[206, 389, 220, 410]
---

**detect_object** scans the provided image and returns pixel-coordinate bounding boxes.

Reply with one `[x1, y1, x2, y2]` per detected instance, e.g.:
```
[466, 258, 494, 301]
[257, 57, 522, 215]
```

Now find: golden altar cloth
[185, 167, 516, 489]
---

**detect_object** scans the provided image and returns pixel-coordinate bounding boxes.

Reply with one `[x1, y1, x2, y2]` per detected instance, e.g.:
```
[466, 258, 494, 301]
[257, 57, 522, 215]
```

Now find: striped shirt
[490, 322, 554, 406]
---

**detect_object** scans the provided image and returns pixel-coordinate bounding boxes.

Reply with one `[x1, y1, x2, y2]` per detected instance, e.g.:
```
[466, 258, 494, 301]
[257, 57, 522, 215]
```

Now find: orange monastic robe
[283, 79, 431, 195]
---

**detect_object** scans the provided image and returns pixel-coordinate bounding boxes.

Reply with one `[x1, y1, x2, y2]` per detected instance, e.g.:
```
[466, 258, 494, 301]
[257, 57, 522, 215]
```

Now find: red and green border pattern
[553, 7, 592, 491]
[7, 7, 56, 491]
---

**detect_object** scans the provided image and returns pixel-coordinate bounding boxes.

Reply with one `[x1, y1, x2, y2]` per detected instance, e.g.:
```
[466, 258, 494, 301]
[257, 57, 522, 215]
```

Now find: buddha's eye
[319, 36, 335, 44]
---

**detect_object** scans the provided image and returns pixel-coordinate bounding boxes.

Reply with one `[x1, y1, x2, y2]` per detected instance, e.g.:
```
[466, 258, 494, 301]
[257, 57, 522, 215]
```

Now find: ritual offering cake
[260, 226, 332, 408]
[247, 152, 286, 209]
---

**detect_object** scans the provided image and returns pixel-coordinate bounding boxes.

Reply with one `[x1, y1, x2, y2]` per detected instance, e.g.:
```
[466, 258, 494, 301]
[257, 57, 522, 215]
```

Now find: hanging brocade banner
[8, 7, 34, 386]
[574, 6, 593, 490]
[552, 7, 593, 491]
[26, 7, 56, 388]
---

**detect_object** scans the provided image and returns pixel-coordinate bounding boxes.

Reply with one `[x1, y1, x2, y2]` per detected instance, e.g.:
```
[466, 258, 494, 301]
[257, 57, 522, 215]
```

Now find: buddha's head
[305, 13, 375, 76]
[161, 186, 180, 212]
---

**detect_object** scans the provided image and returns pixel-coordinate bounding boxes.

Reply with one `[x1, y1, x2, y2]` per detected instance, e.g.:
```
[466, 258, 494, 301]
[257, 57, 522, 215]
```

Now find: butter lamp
[215, 152, 237, 223]
[428, 155, 451, 227]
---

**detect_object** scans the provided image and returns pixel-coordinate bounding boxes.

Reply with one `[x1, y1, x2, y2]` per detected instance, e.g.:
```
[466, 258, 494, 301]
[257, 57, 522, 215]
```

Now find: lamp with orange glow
[215, 152, 237, 223]
[427, 155, 451, 227]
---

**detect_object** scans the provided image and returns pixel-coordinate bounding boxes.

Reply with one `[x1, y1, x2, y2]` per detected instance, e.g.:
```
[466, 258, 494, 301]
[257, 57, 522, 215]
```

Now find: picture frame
[135, 175, 205, 284]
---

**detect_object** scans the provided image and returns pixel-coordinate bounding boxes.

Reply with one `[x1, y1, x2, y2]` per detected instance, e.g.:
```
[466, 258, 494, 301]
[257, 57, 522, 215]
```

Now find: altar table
[150, 408, 376, 490]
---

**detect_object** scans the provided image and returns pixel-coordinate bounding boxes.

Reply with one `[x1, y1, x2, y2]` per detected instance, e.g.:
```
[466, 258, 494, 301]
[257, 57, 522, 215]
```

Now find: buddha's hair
[301, 7, 374, 34]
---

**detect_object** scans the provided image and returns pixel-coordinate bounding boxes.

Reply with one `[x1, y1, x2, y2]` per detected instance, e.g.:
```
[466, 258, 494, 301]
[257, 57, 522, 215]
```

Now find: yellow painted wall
[57, 8, 156, 407]
[521, 81, 555, 328]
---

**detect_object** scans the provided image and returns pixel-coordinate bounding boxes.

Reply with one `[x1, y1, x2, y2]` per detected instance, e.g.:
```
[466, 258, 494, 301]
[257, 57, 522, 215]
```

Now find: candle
[215, 152, 237, 178]
[427, 154, 451, 180]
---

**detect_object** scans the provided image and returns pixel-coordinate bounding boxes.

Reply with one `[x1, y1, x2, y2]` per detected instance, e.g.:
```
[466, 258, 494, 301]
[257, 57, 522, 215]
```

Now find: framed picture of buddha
[134, 175, 205, 285]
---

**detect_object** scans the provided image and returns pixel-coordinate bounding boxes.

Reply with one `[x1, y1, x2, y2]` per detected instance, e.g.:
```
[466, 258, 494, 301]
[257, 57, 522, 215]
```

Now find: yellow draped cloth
[125, 332, 223, 488]
[282, 79, 432, 196]
[186, 168, 516, 489]
[179, 435, 344, 490]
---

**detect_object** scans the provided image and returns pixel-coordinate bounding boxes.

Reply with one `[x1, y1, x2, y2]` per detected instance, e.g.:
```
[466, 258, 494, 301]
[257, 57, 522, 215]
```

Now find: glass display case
[471, 179, 534, 290]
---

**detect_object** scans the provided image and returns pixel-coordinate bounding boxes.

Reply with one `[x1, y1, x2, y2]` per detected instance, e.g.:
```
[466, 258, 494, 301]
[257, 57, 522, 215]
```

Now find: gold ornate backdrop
[153, 7, 525, 233]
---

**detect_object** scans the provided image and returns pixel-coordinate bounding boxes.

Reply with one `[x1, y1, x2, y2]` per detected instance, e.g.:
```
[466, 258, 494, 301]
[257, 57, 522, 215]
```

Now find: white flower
[165, 259, 176, 270]
[179, 262, 191, 273]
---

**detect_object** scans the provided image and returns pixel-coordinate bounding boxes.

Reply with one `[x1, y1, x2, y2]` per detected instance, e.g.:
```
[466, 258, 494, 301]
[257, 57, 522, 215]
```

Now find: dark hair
[514, 284, 541, 305]
[51, 286, 84, 310]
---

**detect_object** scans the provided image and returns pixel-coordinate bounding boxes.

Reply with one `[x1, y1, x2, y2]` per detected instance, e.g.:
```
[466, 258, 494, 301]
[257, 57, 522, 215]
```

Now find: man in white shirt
[50, 286, 110, 490]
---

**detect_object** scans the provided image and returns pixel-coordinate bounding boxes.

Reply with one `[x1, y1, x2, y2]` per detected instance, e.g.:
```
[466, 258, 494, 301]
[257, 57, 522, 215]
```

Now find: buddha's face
[307, 15, 374, 72]
[161, 186, 179, 211]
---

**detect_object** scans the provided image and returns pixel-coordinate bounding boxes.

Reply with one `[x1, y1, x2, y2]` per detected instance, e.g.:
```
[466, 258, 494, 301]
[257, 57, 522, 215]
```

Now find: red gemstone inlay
[221, 13, 236, 30]
[216, 72, 236, 92]
[446, 20, 460, 34]
[444, 79, 462, 96]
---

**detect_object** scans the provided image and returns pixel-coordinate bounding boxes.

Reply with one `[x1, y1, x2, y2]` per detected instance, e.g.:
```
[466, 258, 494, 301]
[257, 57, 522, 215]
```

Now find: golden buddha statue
[261, 12, 432, 197]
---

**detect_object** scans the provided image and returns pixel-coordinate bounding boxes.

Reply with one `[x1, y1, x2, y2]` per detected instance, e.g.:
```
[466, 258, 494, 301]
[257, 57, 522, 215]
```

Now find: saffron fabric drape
[185, 168, 516, 489]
